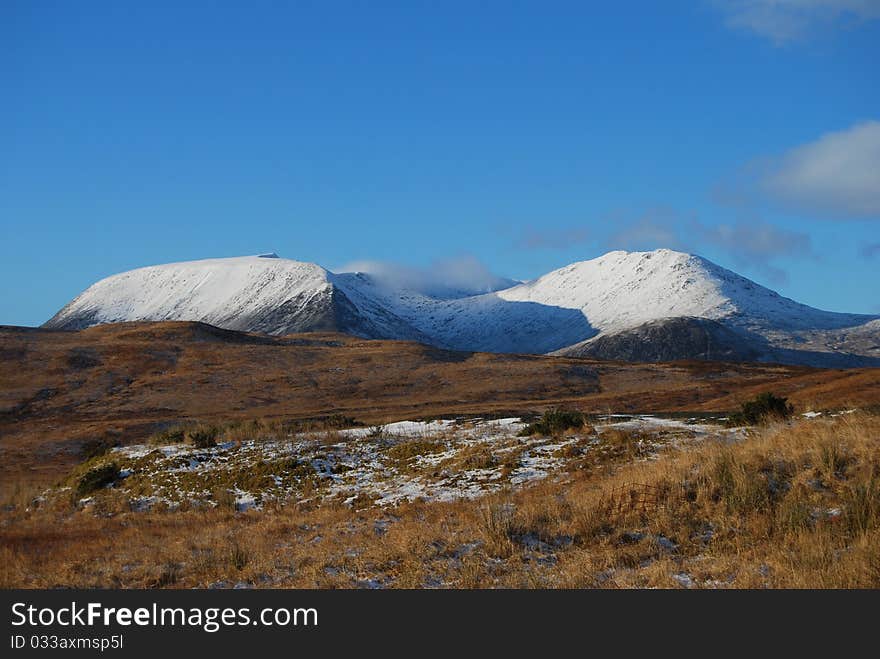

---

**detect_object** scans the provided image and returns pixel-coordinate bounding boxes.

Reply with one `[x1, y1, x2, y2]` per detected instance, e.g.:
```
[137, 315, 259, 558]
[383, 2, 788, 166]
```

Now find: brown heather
[2, 412, 878, 589]
[3, 321, 880, 496]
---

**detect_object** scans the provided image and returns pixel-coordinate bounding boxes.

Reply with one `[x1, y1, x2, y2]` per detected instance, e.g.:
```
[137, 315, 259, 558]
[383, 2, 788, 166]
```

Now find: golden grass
[4, 321, 879, 493]
[1, 413, 878, 588]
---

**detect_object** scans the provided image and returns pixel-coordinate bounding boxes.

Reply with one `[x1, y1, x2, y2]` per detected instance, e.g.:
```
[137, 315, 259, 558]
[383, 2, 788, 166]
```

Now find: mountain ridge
[43, 250, 880, 367]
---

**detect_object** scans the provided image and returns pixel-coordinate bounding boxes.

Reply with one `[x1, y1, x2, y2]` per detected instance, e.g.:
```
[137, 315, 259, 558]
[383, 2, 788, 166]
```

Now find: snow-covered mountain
[44, 250, 880, 367]
[44, 253, 430, 343]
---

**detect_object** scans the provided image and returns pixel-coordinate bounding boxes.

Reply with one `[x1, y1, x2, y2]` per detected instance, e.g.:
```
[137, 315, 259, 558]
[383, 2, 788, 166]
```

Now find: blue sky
[2, 0, 878, 326]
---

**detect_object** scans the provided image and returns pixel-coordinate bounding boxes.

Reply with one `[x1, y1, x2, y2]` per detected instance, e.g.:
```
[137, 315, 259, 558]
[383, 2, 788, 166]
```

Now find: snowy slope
[356, 249, 875, 355]
[44, 253, 427, 341]
[475, 249, 869, 337]
[44, 249, 880, 366]
[46, 254, 329, 329]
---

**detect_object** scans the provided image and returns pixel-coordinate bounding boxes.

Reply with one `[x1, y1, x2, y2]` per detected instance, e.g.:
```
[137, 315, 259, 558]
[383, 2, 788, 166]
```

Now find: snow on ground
[75, 414, 745, 512]
[594, 414, 746, 442]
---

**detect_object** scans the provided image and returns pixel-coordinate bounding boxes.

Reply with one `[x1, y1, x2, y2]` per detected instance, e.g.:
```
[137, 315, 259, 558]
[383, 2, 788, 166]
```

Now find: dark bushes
[520, 408, 587, 437]
[75, 463, 120, 498]
[186, 426, 220, 448]
[149, 424, 219, 448]
[79, 437, 118, 460]
[728, 392, 793, 426]
[150, 427, 187, 445]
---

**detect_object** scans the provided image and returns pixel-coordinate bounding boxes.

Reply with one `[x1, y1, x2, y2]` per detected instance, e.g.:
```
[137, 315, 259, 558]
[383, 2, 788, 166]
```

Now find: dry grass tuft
[1, 412, 878, 588]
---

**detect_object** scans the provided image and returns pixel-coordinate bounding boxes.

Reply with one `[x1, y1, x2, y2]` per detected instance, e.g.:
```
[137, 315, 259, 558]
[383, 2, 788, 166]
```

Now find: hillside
[3, 321, 879, 491]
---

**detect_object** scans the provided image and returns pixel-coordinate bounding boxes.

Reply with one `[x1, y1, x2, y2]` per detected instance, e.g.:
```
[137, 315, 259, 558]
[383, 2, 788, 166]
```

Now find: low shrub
[186, 425, 220, 449]
[599, 429, 649, 458]
[75, 463, 120, 498]
[79, 437, 117, 460]
[519, 408, 587, 437]
[728, 392, 793, 426]
[149, 426, 187, 445]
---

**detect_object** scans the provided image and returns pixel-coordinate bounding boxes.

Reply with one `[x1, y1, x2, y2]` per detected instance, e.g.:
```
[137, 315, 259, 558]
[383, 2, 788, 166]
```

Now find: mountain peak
[568, 248, 696, 269]
[42, 250, 879, 367]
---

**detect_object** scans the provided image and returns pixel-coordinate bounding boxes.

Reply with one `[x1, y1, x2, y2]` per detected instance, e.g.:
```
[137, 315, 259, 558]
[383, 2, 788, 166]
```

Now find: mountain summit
[44, 250, 879, 367]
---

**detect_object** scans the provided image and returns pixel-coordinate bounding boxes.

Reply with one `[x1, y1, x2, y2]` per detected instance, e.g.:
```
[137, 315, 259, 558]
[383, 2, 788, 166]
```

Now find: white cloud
[716, 0, 880, 43]
[336, 255, 516, 298]
[763, 121, 880, 218]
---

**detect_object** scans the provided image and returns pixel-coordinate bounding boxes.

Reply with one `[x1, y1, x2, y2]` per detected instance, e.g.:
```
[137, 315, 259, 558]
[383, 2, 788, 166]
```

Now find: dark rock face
[224, 289, 339, 335]
[46, 284, 430, 344]
[559, 317, 762, 363]
[225, 287, 428, 342]
[44, 307, 103, 331]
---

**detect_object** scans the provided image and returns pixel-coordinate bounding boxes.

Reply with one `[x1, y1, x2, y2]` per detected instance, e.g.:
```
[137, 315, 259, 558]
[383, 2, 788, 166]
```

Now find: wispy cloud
[693, 220, 813, 259]
[608, 210, 813, 283]
[760, 121, 880, 219]
[516, 226, 591, 250]
[608, 211, 686, 252]
[336, 255, 515, 297]
[691, 219, 814, 283]
[860, 242, 880, 259]
[714, 0, 880, 44]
